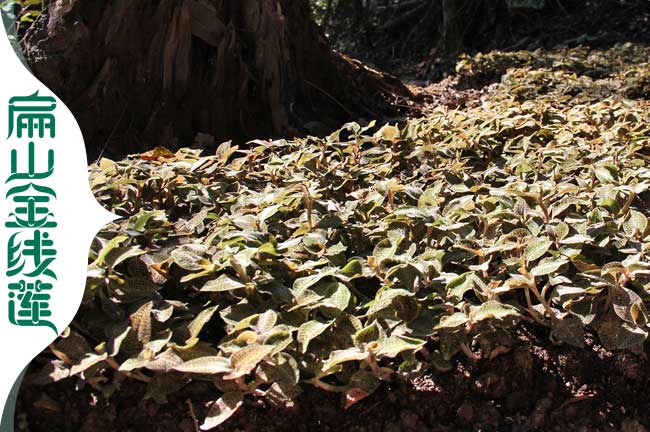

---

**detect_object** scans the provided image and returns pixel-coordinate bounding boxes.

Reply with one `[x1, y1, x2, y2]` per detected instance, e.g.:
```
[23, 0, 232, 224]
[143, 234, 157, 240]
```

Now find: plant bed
[15, 43, 650, 431]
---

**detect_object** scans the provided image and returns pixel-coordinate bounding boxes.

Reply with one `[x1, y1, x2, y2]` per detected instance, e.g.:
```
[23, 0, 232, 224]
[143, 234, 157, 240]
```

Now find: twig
[304, 79, 355, 117]
[95, 102, 128, 163]
[524, 285, 548, 327]
[307, 378, 347, 392]
[301, 183, 313, 231]
[379, 3, 428, 32]
[186, 399, 200, 432]
[557, 392, 596, 411]
[619, 191, 636, 217]
[554, 0, 569, 15]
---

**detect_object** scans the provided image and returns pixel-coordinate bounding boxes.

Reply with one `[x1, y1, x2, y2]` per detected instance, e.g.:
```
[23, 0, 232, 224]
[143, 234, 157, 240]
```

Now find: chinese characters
[6, 91, 58, 334]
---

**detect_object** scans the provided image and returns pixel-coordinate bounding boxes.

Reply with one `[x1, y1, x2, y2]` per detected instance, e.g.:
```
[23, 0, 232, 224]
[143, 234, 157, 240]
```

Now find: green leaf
[322, 282, 351, 311]
[70, 353, 108, 376]
[612, 287, 644, 325]
[173, 356, 232, 374]
[375, 335, 425, 358]
[186, 306, 219, 341]
[353, 321, 383, 347]
[469, 301, 520, 322]
[550, 316, 584, 348]
[446, 272, 475, 301]
[171, 244, 209, 271]
[623, 210, 648, 237]
[226, 344, 275, 378]
[130, 301, 153, 344]
[297, 320, 333, 353]
[554, 222, 569, 241]
[128, 210, 165, 232]
[292, 270, 335, 296]
[104, 246, 146, 269]
[597, 314, 647, 350]
[93, 235, 128, 266]
[200, 392, 244, 430]
[594, 164, 617, 183]
[255, 310, 278, 334]
[201, 274, 247, 292]
[322, 347, 368, 373]
[435, 312, 469, 329]
[366, 289, 413, 316]
[524, 238, 551, 261]
[530, 257, 568, 276]
[340, 259, 363, 278]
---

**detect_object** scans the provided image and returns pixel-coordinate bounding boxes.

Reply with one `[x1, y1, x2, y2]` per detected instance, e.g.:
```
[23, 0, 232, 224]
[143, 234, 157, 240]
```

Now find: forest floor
[338, 0, 650, 83]
[368, 0, 650, 119]
[14, 4, 650, 432]
[17, 38, 650, 430]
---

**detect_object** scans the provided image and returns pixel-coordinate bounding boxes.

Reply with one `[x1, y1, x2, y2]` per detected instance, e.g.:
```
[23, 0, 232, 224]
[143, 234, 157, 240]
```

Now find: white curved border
[0, 16, 117, 425]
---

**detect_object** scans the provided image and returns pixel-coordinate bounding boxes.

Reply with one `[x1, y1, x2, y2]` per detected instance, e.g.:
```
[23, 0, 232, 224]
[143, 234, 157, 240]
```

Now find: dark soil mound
[16, 325, 650, 431]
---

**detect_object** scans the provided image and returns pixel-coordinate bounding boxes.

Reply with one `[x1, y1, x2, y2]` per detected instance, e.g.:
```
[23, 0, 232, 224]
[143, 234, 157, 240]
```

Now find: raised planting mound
[18, 43, 650, 431]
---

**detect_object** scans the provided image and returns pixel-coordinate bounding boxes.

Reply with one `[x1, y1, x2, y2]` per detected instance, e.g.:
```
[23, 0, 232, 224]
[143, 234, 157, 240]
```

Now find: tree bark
[440, 0, 463, 55]
[21, 0, 409, 160]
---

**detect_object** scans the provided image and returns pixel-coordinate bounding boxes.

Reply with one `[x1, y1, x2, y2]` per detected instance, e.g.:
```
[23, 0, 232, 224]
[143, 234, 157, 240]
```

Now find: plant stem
[619, 191, 636, 217]
[307, 378, 346, 393]
[106, 356, 151, 383]
[302, 184, 313, 231]
[524, 286, 548, 326]
[530, 280, 556, 322]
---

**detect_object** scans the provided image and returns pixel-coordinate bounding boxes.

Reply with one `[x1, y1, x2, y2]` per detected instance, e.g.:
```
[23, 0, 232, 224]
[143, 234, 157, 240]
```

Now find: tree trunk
[21, 0, 409, 160]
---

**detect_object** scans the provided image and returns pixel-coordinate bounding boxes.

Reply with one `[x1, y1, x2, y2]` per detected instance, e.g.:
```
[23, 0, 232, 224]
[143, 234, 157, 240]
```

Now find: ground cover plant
[28, 43, 650, 430]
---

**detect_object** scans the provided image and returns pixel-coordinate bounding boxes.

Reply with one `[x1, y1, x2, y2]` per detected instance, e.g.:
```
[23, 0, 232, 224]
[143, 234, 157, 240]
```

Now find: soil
[336, 0, 650, 82]
[15, 324, 650, 431]
[407, 78, 498, 114]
